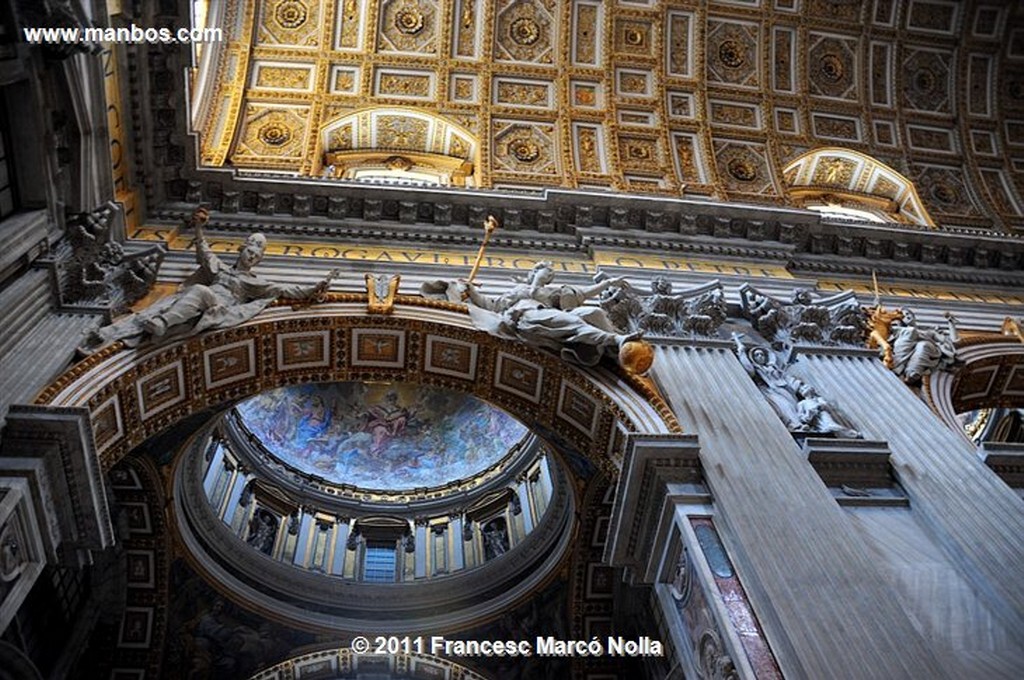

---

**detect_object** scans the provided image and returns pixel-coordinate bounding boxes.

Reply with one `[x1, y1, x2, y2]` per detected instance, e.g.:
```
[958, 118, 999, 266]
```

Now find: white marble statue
[80, 208, 337, 353]
[424, 262, 640, 366]
[734, 333, 860, 438]
[890, 310, 959, 384]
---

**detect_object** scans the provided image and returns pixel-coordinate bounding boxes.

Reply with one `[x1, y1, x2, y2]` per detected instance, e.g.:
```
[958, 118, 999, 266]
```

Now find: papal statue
[80, 207, 336, 353]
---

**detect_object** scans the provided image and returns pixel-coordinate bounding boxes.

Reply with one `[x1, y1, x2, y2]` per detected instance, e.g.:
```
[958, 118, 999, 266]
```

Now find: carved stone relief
[60, 202, 164, 315]
[600, 278, 727, 339]
[739, 283, 865, 347]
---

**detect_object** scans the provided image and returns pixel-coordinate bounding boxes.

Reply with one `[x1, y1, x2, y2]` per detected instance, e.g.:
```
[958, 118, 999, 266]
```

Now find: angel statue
[79, 207, 337, 354]
[889, 310, 959, 384]
[422, 262, 644, 368]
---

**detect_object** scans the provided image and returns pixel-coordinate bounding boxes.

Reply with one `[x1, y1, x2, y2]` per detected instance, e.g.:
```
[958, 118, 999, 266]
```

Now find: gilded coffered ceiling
[189, 0, 1024, 230]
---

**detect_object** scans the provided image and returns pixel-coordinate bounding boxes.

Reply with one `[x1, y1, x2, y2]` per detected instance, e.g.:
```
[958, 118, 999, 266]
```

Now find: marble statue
[62, 201, 164, 314]
[794, 384, 860, 439]
[600, 277, 728, 338]
[889, 310, 959, 384]
[80, 207, 337, 354]
[423, 262, 641, 367]
[740, 283, 864, 346]
[733, 333, 860, 438]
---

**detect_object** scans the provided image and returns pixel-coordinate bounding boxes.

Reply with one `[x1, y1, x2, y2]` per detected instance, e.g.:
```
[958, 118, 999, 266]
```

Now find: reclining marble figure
[81, 207, 337, 353]
[422, 262, 641, 367]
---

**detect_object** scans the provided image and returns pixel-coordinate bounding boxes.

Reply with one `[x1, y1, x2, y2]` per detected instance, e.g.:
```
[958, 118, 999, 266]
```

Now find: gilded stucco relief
[190, 0, 1024, 227]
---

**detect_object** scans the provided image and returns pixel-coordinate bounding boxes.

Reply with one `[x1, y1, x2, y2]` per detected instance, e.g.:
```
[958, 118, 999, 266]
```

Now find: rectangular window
[363, 542, 396, 583]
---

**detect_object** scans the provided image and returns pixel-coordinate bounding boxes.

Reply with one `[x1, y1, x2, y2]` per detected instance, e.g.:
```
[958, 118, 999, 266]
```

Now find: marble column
[651, 345, 946, 680]
[796, 353, 1024, 632]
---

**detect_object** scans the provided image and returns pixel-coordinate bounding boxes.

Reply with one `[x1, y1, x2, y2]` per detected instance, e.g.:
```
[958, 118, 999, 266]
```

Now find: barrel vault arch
[35, 297, 678, 476]
[927, 335, 1024, 440]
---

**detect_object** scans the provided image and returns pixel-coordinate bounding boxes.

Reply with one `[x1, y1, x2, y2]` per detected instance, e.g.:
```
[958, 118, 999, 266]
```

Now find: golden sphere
[619, 340, 654, 376]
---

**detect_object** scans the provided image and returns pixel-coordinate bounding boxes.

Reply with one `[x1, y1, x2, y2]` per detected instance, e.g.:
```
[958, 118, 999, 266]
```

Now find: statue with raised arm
[889, 310, 959, 384]
[80, 207, 337, 354]
[422, 262, 643, 368]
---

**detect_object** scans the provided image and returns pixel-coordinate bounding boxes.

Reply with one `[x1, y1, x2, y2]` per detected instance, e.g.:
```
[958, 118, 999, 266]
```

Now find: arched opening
[783, 147, 936, 226]
[926, 337, 1024, 444]
[318, 107, 479, 187]
[38, 300, 675, 472]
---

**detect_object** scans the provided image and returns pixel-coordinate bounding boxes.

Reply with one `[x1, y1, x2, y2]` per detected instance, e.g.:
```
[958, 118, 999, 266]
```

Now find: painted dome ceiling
[188, 0, 1024, 229]
[234, 381, 529, 490]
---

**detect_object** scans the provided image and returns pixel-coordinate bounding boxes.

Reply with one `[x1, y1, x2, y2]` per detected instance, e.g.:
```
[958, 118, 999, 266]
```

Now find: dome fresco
[234, 382, 528, 490]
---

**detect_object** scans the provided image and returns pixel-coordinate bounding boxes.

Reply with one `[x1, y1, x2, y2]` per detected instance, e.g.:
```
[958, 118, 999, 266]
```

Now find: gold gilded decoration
[813, 157, 857, 187]
[377, 115, 429, 149]
[259, 0, 320, 47]
[865, 272, 903, 369]
[707, 20, 759, 87]
[255, 65, 311, 90]
[395, 4, 425, 35]
[338, 0, 360, 48]
[494, 121, 556, 174]
[667, 13, 691, 77]
[509, 138, 540, 163]
[619, 340, 655, 377]
[259, 122, 292, 146]
[716, 141, 773, 194]
[573, 3, 598, 65]
[576, 126, 602, 173]
[379, 0, 438, 53]
[129, 225, 805, 280]
[618, 71, 649, 96]
[467, 215, 500, 286]
[274, 0, 307, 29]
[819, 54, 845, 83]
[510, 17, 540, 45]
[672, 133, 701, 184]
[451, 76, 475, 102]
[783, 149, 936, 227]
[385, 155, 413, 171]
[327, 124, 354, 151]
[366, 273, 402, 314]
[495, 0, 554, 64]
[191, 0, 1012, 214]
[495, 80, 550, 107]
[234, 106, 308, 164]
[719, 41, 745, 68]
[572, 82, 599, 108]
[619, 136, 661, 172]
[1002, 317, 1024, 343]
[808, 34, 857, 99]
[377, 72, 433, 98]
[455, 0, 477, 57]
[709, 101, 759, 129]
[336, 73, 355, 92]
[728, 158, 757, 182]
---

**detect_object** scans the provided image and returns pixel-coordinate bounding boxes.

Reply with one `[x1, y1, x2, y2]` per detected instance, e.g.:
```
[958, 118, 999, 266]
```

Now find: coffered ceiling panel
[190, 0, 1024, 230]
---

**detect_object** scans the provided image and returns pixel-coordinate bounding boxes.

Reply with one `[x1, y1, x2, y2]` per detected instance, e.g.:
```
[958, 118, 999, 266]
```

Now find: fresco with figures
[235, 382, 528, 489]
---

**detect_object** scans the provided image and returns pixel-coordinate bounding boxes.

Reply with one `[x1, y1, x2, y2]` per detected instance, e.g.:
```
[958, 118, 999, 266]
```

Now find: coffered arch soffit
[189, 0, 1024, 229]
[928, 338, 1024, 437]
[35, 301, 676, 474]
[783, 147, 935, 226]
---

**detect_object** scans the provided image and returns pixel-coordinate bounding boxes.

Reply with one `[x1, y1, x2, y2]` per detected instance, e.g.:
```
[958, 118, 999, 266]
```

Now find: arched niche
[318, 107, 480, 186]
[783, 147, 935, 226]
[926, 336, 1024, 441]
[36, 298, 677, 476]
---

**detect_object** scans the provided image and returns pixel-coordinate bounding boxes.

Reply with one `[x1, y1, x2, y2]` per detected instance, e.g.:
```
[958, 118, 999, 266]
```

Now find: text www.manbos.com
[22, 24, 223, 45]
